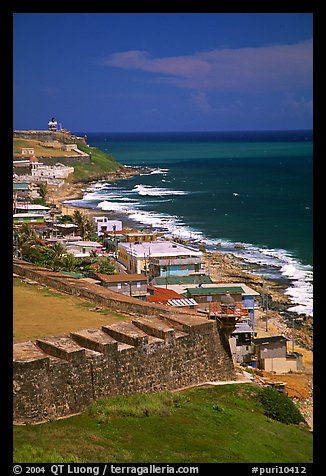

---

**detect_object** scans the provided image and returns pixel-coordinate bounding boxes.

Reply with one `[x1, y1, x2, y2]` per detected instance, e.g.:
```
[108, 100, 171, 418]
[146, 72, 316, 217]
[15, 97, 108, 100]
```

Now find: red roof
[146, 287, 184, 303]
[29, 156, 39, 162]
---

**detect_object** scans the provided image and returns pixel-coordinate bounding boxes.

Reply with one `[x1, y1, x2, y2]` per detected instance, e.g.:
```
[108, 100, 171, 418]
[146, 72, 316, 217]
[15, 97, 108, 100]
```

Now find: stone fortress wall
[13, 260, 236, 424]
[13, 130, 90, 168]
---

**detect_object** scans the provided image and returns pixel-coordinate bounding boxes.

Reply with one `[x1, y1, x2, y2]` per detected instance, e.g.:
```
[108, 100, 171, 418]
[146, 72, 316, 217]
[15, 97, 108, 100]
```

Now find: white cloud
[102, 40, 312, 93]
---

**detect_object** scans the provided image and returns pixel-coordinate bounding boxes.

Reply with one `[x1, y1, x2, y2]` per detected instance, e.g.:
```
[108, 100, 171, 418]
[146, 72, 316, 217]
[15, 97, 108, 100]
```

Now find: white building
[118, 240, 204, 279]
[14, 203, 51, 216]
[65, 240, 104, 258]
[30, 156, 74, 179]
[93, 217, 123, 236]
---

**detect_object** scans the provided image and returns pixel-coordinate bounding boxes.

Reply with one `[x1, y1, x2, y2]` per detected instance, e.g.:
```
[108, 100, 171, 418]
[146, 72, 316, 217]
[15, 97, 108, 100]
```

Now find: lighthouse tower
[48, 117, 58, 131]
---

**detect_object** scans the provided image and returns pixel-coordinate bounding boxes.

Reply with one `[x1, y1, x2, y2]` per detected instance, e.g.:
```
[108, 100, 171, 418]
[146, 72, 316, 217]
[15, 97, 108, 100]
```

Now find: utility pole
[292, 318, 295, 353]
[265, 287, 269, 332]
[220, 253, 223, 281]
[262, 276, 265, 310]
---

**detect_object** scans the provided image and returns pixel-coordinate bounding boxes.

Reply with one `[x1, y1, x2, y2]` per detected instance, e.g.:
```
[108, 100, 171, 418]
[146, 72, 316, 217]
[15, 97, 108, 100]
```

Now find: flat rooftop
[118, 240, 202, 258]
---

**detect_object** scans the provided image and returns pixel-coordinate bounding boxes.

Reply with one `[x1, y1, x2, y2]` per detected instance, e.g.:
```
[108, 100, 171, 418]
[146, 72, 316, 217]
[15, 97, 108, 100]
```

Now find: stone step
[36, 336, 86, 363]
[70, 328, 118, 355]
[102, 321, 149, 347]
[13, 341, 49, 370]
[158, 313, 213, 334]
[132, 316, 175, 342]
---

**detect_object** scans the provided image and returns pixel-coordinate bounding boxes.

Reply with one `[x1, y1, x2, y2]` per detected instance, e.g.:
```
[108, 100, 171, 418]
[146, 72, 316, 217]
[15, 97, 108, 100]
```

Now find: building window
[117, 283, 122, 289]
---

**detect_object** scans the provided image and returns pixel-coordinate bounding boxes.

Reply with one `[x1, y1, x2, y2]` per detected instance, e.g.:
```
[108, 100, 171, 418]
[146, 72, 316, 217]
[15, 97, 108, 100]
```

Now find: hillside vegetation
[71, 143, 122, 182]
[13, 384, 312, 463]
[13, 137, 122, 182]
[13, 138, 80, 158]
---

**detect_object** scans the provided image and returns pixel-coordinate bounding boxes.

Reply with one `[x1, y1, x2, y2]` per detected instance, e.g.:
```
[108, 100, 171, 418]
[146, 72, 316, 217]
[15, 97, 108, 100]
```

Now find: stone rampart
[13, 260, 236, 423]
[14, 130, 87, 145]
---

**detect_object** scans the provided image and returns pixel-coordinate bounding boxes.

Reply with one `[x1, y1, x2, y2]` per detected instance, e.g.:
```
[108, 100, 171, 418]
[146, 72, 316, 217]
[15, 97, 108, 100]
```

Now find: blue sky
[13, 13, 313, 132]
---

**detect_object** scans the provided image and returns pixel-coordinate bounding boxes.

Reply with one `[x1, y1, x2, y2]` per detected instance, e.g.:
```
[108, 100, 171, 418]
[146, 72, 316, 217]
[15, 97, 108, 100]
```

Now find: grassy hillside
[13, 138, 81, 158]
[13, 277, 130, 343]
[13, 385, 312, 463]
[70, 144, 122, 182]
[13, 137, 122, 182]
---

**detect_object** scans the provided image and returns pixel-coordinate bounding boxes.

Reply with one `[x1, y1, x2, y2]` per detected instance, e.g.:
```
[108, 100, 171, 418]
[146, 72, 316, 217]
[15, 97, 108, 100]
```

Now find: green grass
[70, 144, 122, 182]
[13, 385, 313, 463]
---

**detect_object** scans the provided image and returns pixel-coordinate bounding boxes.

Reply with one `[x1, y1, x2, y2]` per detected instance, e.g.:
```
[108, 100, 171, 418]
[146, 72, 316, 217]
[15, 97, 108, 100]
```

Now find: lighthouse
[48, 117, 58, 131]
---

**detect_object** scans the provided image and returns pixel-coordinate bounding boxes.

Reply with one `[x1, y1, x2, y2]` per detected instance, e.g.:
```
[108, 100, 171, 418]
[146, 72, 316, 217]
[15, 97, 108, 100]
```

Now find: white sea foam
[133, 184, 188, 196]
[66, 181, 313, 317]
[139, 168, 169, 176]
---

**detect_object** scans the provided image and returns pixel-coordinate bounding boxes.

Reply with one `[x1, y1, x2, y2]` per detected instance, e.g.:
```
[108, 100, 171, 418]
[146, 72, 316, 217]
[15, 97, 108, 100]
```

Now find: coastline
[47, 168, 313, 350]
[46, 167, 313, 428]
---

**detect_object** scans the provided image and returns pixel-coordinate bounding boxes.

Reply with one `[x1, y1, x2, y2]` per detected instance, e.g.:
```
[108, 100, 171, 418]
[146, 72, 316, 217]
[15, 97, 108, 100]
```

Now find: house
[91, 272, 148, 300]
[93, 217, 122, 237]
[182, 283, 259, 317]
[65, 240, 103, 258]
[13, 181, 41, 207]
[30, 156, 74, 179]
[21, 148, 35, 155]
[146, 286, 198, 310]
[14, 204, 51, 217]
[152, 274, 213, 287]
[42, 223, 81, 244]
[125, 230, 157, 243]
[117, 240, 204, 279]
[13, 213, 45, 224]
[252, 335, 303, 373]
[229, 321, 255, 364]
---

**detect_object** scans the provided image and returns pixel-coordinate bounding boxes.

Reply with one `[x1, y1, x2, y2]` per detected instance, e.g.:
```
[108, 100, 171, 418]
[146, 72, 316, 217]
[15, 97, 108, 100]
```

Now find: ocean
[69, 130, 313, 316]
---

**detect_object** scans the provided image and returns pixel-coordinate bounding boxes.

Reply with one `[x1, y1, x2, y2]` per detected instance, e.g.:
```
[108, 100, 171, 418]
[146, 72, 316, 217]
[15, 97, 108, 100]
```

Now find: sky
[13, 13, 313, 133]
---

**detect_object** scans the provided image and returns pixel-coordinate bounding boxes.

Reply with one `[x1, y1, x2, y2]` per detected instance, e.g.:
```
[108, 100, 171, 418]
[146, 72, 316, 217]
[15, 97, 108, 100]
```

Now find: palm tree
[51, 242, 65, 271]
[61, 252, 78, 272]
[73, 210, 95, 240]
[13, 223, 38, 258]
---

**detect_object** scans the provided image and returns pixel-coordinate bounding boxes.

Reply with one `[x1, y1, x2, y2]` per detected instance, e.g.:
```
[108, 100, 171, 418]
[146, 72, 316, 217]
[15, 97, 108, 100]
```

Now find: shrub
[257, 387, 305, 425]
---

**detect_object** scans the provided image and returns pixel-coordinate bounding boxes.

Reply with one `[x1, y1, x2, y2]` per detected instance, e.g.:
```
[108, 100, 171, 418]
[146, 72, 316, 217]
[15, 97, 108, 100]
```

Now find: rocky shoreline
[45, 166, 313, 428]
[47, 167, 313, 351]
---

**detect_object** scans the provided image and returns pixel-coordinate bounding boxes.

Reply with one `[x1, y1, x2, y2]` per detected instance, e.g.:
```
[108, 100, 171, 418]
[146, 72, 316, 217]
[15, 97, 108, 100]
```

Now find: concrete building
[93, 217, 123, 237]
[13, 213, 45, 224]
[252, 335, 303, 373]
[30, 156, 74, 179]
[21, 148, 35, 155]
[117, 240, 204, 279]
[65, 241, 103, 258]
[229, 321, 255, 364]
[14, 204, 51, 216]
[157, 282, 259, 318]
[92, 272, 148, 300]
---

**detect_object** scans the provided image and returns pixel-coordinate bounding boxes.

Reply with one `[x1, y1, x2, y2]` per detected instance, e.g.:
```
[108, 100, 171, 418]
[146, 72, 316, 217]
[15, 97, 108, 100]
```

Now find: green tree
[61, 252, 78, 272]
[38, 182, 48, 201]
[51, 242, 65, 271]
[93, 257, 117, 275]
[73, 210, 96, 240]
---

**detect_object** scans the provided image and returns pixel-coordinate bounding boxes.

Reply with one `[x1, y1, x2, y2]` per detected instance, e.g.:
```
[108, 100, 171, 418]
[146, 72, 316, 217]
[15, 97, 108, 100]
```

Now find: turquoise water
[70, 130, 313, 315]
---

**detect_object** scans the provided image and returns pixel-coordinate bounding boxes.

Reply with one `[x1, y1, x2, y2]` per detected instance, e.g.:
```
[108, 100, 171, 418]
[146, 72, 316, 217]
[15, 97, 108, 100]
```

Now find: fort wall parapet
[13, 260, 236, 424]
[14, 130, 87, 145]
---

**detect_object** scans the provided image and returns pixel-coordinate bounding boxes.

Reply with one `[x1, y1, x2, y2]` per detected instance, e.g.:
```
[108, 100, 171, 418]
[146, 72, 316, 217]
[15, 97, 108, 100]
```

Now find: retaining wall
[13, 260, 236, 423]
